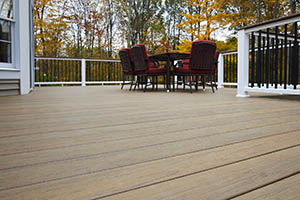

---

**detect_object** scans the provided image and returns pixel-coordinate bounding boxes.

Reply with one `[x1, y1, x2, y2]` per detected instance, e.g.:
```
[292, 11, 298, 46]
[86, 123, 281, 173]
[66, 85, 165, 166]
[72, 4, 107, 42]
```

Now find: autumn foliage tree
[33, 0, 300, 57]
[34, 0, 67, 57]
[177, 0, 229, 52]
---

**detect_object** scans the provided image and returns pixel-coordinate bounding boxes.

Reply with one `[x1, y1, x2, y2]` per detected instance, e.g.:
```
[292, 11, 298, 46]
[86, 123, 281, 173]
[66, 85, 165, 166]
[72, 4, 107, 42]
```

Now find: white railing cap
[34, 57, 120, 63]
[239, 13, 300, 34]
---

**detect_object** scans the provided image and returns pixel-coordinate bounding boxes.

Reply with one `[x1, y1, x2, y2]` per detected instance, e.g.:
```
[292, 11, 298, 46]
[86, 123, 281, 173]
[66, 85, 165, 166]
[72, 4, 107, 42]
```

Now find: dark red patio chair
[119, 48, 136, 90]
[174, 40, 216, 93]
[179, 49, 220, 91]
[131, 45, 166, 92]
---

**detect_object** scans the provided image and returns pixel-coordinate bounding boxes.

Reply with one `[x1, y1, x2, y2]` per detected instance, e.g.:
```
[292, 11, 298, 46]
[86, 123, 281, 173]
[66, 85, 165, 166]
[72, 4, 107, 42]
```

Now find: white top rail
[220, 51, 237, 56]
[241, 13, 300, 34]
[34, 57, 121, 63]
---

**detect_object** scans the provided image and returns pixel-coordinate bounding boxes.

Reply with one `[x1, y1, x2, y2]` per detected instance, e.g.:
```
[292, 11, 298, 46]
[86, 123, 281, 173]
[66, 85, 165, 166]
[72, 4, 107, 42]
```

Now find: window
[0, 0, 14, 66]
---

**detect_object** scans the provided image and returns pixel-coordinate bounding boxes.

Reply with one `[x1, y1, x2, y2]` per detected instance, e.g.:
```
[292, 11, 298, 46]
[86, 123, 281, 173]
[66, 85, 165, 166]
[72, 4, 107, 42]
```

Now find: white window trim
[0, 0, 16, 69]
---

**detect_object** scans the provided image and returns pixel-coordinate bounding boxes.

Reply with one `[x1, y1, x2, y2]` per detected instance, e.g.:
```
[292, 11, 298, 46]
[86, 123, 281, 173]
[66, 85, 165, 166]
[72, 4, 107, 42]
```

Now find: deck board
[0, 131, 299, 199]
[103, 146, 300, 200]
[0, 86, 299, 199]
[233, 173, 300, 200]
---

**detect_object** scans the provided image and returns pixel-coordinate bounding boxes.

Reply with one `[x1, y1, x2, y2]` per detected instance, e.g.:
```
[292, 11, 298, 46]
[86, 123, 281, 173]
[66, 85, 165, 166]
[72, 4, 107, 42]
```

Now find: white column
[237, 29, 250, 97]
[217, 54, 224, 89]
[19, 0, 31, 94]
[81, 59, 86, 86]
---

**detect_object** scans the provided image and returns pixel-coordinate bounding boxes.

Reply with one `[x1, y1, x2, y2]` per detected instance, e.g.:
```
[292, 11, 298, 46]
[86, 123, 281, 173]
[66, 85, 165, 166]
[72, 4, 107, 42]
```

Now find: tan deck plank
[0, 87, 300, 200]
[1, 112, 299, 172]
[0, 117, 300, 190]
[0, 87, 298, 137]
[0, 131, 299, 200]
[0, 98, 292, 137]
[233, 173, 300, 200]
[102, 146, 300, 200]
[1, 106, 300, 157]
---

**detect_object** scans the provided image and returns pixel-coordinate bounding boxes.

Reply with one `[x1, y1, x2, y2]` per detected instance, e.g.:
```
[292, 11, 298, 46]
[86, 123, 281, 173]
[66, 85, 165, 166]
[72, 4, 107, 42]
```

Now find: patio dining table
[149, 52, 190, 92]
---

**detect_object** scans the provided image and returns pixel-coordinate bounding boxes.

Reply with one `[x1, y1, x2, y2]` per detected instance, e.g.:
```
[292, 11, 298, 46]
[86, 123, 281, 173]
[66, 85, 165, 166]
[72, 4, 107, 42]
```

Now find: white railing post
[217, 54, 224, 89]
[237, 29, 250, 97]
[81, 59, 86, 86]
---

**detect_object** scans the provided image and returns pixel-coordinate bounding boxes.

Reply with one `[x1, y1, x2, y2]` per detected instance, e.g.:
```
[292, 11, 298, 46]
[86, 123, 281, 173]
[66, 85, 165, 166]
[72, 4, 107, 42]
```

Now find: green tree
[163, 0, 185, 50]
[116, 0, 163, 48]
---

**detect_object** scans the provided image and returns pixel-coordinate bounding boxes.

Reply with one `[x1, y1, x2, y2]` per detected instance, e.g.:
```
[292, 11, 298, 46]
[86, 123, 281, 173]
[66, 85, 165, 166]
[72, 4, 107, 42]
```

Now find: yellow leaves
[33, 0, 67, 57]
[177, 0, 223, 52]
[176, 40, 193, 53]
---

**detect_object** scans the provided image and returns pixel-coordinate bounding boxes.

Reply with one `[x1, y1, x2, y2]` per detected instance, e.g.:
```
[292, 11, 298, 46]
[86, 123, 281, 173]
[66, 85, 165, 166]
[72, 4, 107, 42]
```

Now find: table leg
[166, 57, 170, 92]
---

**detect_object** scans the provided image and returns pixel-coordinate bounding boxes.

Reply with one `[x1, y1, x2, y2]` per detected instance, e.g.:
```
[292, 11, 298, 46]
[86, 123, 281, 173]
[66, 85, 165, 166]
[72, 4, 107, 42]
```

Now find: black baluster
[224, 55, 227, 82]
[233, 54, 236, 83]
[251, 32, 255, 87]
[271, 38, 275, 86]
[262, 37, 265, 86]
[257, 31, 262, 87]
[275, 26, 279, 89]
[280, 39, 283, 86]
[292, 22, 299, 89]
[229, 54, 233, 83]
[284, 24, 288, 89]
[266, 28, 270, 88]
[289, 40, 292, 85]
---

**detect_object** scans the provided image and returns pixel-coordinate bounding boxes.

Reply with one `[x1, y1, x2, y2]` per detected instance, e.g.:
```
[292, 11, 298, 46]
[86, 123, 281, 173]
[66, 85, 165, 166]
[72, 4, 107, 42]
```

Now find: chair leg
[183, 76, 186, 90]
[143, 75, 148, 92]
[152, 76, 155, 90]
[195, 76, 199, 91]
[156, 76, 158, 90]
[129, 77, 133, 91]
[210, 74, 215, 93]
[173, 75, 175, 92]
[189, 75, 193, 93]
[202, 75, 206, 91]
[134, 76, 139, 91]
[214, 73, 218, 90]
[121, 75, 125, 90]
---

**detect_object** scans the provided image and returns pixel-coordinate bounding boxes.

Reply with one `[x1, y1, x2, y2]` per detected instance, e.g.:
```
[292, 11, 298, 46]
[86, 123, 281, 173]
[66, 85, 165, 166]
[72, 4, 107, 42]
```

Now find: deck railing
[35, 56, 238, 88]
[218, 51, 238, 88]
[34, 57, 128, 86]
[237, 13, 300, 97]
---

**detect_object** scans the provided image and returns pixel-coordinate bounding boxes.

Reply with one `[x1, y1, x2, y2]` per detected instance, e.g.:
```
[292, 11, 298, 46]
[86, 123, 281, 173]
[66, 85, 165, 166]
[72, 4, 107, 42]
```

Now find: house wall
[0, 0, 33, 96]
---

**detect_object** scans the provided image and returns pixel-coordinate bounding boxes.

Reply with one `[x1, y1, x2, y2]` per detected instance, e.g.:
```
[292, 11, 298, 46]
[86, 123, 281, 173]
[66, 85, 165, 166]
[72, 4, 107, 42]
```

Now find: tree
[177, 0, 229, 52]
[34, 0, 67, 57]
[163, 0, 185, 50]
[116, 0, 163, 49]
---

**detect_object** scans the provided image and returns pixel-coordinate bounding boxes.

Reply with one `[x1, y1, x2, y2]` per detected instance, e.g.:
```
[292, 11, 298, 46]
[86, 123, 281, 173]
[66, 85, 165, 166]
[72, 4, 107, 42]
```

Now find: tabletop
[149, 52, 190, 62]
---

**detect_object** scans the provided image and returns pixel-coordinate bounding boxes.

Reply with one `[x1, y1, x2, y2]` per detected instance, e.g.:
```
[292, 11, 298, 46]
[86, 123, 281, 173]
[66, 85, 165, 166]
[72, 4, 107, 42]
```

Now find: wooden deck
[0, 86, 300, 200]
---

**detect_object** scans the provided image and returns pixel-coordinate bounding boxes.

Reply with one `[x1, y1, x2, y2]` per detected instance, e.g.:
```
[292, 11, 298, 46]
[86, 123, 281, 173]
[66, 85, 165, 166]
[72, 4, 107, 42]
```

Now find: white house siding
[0, 0, 33, 96]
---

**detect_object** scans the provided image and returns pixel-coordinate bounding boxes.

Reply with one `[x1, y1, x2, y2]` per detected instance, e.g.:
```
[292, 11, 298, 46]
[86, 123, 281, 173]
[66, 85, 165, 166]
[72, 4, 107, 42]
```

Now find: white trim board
[246, 87, 300, 95]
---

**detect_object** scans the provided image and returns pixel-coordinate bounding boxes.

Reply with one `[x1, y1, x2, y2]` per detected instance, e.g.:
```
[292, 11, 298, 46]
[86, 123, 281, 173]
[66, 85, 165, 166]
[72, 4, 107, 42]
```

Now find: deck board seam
[1, 135, 299, 193]
[0, 102, 295, 138]
[225, 170, 300, 200]
[1, 124, 300, 171]
[2, 113, 300, 157]
[88, 144, 300, 200]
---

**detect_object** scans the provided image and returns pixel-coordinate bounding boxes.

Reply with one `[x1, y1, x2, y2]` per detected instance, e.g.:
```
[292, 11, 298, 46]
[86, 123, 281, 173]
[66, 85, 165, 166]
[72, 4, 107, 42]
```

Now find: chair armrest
[147, 58, 160, 68]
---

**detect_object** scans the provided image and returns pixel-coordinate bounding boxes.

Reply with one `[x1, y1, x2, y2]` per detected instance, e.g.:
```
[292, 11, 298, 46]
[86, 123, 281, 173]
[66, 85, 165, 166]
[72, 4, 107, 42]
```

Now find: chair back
[132, 46, 148, 72]
[119, 48, 134, 73]
[135, 44, 149, 59]
[190, 41, 216, 70]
